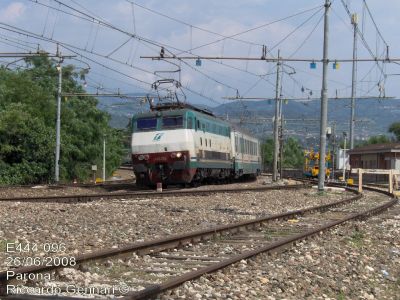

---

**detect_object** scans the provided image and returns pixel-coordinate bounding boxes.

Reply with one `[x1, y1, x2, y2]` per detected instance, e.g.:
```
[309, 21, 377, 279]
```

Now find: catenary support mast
[318, 0, 331, 191]
[272, 50, 281, 181]
[350, 13, 358, 149]
[55, 45, 63, 183]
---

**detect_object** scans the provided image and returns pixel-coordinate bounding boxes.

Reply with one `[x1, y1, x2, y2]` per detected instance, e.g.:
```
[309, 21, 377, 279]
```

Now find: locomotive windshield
[137, 117, 157, 130]
[162, 116, 183, 128]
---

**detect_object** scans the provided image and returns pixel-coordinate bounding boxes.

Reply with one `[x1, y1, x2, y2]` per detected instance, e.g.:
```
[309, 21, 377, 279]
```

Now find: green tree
[389, 122, 400, 141]
[355, 135, 391, 148]
[0, 103, 54, 184]
[282, 137, 304, 168]
[261, 138, 274, 169]
[0, 56, 125, 184]
[261, 137, 304, 170]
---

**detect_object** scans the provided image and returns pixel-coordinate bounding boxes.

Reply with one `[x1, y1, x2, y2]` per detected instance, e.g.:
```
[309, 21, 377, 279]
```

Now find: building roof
[348, 143, 400, 155]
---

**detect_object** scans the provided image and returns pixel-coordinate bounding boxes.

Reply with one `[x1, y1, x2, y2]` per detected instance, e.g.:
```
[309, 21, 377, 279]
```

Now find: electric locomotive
[131, 102, 261, 186]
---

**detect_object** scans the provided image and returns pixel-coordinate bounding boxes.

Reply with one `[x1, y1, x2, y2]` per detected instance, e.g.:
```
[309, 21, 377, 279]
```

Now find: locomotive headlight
[144, 154, 149, 160]
[138, 155, 145, 160]
[176, 152, 182, 158]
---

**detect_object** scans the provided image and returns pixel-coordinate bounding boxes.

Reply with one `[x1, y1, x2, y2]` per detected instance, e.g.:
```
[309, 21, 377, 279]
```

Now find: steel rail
[0, 184, 308, 203]
[126, 197, 397, 300]
[0, 184, 356, 293]
[0, 179, 135, 190]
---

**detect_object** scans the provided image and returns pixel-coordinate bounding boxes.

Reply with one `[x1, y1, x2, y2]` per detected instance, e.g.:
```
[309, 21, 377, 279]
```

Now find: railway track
[1, 182, 397, 299]
[0, 179, 136, 190]
[0, 183, 306, 203]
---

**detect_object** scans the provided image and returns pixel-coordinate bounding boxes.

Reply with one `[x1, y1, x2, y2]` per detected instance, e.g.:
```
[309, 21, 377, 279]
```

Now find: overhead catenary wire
[33, 0, 295, 94]
[340, 0, 386, 76]
[0, 23, 222, 104]
[125, 0, 324, 51]
[20, 0, 380, 105]
[289, 12, 325, 58]
[268, 7, 324, 53]
[33, 0, 242, 102]
[28, 0, 315, 100]
[362, 0, 388, 47]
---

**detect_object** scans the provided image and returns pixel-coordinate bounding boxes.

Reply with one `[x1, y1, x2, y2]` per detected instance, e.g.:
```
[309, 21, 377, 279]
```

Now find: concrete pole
[318, 0, 331, 191]
[343, 134, 347, 181]
[55, 57, 62, 183]
[331, 122, 336, 180]
[103, 135, 106, 182]
[272, 50, 281, 181]
[279, 115, 284, 178]
[350, 14, 358, 149]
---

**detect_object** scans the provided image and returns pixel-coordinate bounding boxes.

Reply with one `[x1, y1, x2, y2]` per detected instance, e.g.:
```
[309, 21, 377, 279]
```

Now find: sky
[0, 0, 399, 108]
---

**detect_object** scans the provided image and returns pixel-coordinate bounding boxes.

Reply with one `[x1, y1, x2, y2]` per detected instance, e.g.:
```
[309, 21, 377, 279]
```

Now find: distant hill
[97, 96, 400, 143]
[212, 98, 400, 141]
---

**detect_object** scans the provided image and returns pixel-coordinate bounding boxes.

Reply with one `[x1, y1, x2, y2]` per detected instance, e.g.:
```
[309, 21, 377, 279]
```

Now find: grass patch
[349, 231, 364, 247]
[337, 291, 346, 300]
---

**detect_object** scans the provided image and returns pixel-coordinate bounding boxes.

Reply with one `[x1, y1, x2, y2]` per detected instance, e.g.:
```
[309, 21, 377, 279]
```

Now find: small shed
[348, 143, 400, 181]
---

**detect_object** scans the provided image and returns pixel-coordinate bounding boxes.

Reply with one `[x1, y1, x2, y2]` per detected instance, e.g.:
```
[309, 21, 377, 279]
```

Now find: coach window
[200, 137, 202, 146]
[197, 120, 200, 130]
[205, 139, 208, 147]
[202, 123, 205, 132]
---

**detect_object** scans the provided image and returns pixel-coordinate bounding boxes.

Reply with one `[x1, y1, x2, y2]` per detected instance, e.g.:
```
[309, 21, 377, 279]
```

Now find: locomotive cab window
[162, 116, 183, 128]
[136, 117, 157, 131]
[187, 117, 193, 129]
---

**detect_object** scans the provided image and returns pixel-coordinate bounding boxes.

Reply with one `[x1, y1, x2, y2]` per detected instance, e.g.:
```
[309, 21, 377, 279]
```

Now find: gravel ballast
[1, 179, 398, 299]
[163, 203, 400, 300]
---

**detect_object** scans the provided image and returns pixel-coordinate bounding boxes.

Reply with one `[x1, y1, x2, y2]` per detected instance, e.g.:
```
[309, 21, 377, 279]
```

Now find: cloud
[0, 2, 26, 23]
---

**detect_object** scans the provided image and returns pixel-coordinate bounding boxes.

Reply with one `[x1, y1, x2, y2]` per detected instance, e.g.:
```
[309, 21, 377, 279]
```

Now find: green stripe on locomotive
[132, 108, 231, 137]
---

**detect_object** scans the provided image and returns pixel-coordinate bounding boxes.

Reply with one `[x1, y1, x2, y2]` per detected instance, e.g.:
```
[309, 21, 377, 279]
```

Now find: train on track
[131, 102, 262, 187]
